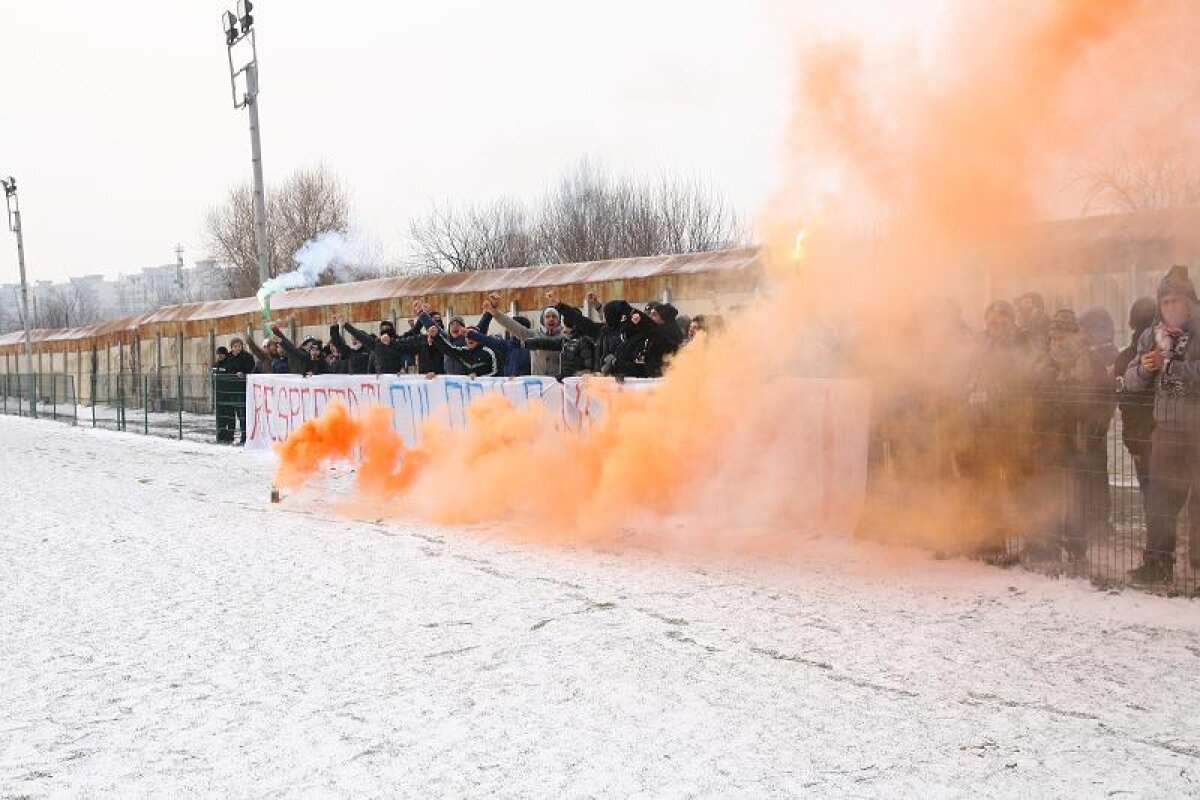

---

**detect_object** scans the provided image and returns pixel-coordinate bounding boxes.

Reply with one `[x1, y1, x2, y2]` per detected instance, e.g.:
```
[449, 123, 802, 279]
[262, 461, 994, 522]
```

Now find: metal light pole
[2, 176, 37, 417]
[223, 2, 271, 288]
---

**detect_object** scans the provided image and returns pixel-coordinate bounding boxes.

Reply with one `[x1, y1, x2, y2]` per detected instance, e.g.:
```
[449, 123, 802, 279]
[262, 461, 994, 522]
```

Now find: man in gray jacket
[485, 292, 564, 377]
[1123, 265, 1200, 582]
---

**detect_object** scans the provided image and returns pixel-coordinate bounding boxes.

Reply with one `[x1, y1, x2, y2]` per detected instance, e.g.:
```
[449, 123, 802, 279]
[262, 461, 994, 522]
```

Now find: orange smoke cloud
[276, 0, 1200, 554]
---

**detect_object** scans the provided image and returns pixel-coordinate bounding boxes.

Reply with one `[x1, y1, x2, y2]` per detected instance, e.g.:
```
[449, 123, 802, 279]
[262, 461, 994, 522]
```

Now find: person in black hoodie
[421, 316, 499, 377]
[606, 302, 682, 379]
[270, 324, 328, 376]
[327, 321, 372, 374]
[553, 292, 630, 371]
[341, 316, 417, 375]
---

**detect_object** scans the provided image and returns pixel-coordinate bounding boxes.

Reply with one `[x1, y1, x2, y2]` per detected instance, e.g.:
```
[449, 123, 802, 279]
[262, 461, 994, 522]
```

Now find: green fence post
[177, 372, 184, 440]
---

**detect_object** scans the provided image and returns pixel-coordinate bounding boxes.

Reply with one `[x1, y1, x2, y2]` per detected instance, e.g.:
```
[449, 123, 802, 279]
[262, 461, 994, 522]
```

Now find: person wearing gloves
[1123, 265, 1200, 582]
[269, 324, 328, 377]
[552, 292, 630, 369]
[339, 315, 414, 375]
[328, 319, 372, 374]
[423, 322, 499, 377]
[484, 291, 564, 376]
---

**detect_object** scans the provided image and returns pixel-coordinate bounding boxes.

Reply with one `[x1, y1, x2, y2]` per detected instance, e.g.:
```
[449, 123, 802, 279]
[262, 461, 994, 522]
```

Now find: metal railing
[861, 386, 1199, 596]
[0, 373, 78, 424]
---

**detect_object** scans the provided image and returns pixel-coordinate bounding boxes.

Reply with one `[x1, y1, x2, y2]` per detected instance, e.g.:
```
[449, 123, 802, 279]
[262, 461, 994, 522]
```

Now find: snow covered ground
[2, 415, 1199, 799]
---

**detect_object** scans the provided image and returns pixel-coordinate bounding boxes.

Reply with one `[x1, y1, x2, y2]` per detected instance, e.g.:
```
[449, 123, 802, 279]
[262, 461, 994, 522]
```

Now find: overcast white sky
[0, 1, 938, 282]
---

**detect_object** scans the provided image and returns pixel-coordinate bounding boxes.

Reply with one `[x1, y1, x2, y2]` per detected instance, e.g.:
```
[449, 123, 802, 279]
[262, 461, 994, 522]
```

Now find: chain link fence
[862, 387, 1198, 596]
[1, 370, 248, 444]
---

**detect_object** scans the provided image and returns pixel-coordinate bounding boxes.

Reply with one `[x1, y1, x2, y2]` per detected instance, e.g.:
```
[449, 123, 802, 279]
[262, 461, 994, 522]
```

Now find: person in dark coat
[1114, 297, 1157, 502]
[605, 303, 681, 379]
[1123, 266, 1200, 582]
[524, 320, 595, 380]
[327, 322, 371, 374]
[340, 317, 415, 375]
[423, 321, 499, 377]
[223, 338, 256, 444]
[554, 293, 629, 370]
[270, 325, 328, 376]
[211, 347, 236, 443]
[398, 304, 444, 375]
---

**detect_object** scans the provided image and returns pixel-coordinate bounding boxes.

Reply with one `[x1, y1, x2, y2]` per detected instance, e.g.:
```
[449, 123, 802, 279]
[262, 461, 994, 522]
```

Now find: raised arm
[523, 335, 566, 352]
[269, 325, 306, 361]
[554, 302, 601, 337]
[491, 309, 534, 341]
[341, 321, 377, 349]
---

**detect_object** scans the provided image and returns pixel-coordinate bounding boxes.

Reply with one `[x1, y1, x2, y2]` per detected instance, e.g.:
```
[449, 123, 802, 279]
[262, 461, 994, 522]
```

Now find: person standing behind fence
[1113, 297, 1157, 501]
[225, 338, 255, 445]
[211, 347, 235, 444]
[1123, 266, 1200, 583]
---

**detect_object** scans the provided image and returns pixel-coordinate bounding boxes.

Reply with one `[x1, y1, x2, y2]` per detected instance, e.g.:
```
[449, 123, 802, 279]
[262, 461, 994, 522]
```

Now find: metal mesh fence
[862, 387, 1198, 596]
[0, 373, 78, 424]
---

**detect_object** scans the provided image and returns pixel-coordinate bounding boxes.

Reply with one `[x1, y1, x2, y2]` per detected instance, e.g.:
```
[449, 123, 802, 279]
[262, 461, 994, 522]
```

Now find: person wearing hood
[269, 324, 328, 377]
[1123, 266, 1200, 582]
[341, 316, 415, 375]
[606, 302, 682, 379]
[486, 292, 564, 377]
[395, 305, 444, 375]
[417, 311, 498, 377]
[329, 319, 374, 375]
[553, 292, 630, 368]
[1113, 297, 1157, 504]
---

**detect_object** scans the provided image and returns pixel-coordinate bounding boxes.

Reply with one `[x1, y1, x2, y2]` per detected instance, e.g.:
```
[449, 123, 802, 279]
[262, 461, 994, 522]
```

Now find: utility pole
[2, 176, 37, 417]
[223, 1, 270, 287]
[175, 243, 185, 295]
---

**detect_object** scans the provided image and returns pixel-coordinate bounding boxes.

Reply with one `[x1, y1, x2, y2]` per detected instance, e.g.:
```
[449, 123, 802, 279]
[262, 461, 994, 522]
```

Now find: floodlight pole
[224, 4, 271, 287]
[3, 177, 37, 417]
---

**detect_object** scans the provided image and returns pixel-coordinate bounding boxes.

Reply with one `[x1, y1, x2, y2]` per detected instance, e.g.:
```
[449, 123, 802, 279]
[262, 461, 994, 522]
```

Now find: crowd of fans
[881, 265, 1199, 584]
[211, 269, 1199, 584]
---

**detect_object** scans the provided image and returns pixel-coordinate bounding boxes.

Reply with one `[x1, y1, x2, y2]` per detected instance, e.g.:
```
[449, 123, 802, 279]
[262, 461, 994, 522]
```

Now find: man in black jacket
[339, 316, 413, 374]
[224, 338, 256, 444]
[328, 322, 372, 374]
[421, 314, 498, 377]
[524, 323, 595, 380]
[553, 292, 629, 371]
[212, 347, 236, 443]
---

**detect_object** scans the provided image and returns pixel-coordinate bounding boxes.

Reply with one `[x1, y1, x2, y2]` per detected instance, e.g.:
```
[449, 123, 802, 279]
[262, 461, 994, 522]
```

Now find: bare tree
[407, 199, 535, 272]
[1074, 148, 1200, 215]
[405, 158, 744, 273]
[33, 283, 100, 329]
[204, 163, 352, 296]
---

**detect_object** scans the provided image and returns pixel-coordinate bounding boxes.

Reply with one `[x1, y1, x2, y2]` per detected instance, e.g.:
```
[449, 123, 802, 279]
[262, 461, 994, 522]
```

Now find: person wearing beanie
[483, 293, 564, 377]
[1123, 265, 1200, 582]
[422, 320, 498, 377]
[270, 324, 328, 377]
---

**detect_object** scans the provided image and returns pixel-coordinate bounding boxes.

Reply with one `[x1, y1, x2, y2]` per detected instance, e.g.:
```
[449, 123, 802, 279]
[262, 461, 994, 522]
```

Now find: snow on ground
[2, 416, 1199, 799]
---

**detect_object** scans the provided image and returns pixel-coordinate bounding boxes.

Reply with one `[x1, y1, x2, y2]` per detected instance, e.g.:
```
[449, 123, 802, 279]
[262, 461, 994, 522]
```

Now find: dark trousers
[216, 403, 236, 443]
[1144, 427, 1200, 567]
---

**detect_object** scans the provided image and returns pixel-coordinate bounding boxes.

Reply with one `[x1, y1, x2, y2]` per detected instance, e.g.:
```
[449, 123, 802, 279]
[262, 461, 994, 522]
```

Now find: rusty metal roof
[0, 248, 761, 347]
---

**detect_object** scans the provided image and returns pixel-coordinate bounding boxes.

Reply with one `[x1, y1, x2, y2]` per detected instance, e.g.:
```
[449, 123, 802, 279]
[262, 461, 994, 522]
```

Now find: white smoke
[256, 231, 357, 311]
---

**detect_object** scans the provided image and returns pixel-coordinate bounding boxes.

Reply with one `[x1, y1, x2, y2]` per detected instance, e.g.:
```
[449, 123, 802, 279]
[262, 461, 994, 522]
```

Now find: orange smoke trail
[275, 0, 1200, 553]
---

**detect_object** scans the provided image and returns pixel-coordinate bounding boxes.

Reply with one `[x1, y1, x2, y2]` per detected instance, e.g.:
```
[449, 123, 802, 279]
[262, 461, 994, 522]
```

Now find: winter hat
[301, 336, 321, 349]
[1048, 308, 1079, 334]
[379, 320, 395, 331]
[513, 315, 532, 329]
[984, 300, 1015, 321]
[449, 315, 466, 326]
[465, 329, 486, 344]
[216, 346, 229, 356]
[603, 300, 632, 327]
[1129, 297, 1157, 332]
[1157, 265, 1197, 302]
[1077, 307, 1114, 346]
[656, 303, 680, 325]
[542, 307, 561, 327]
